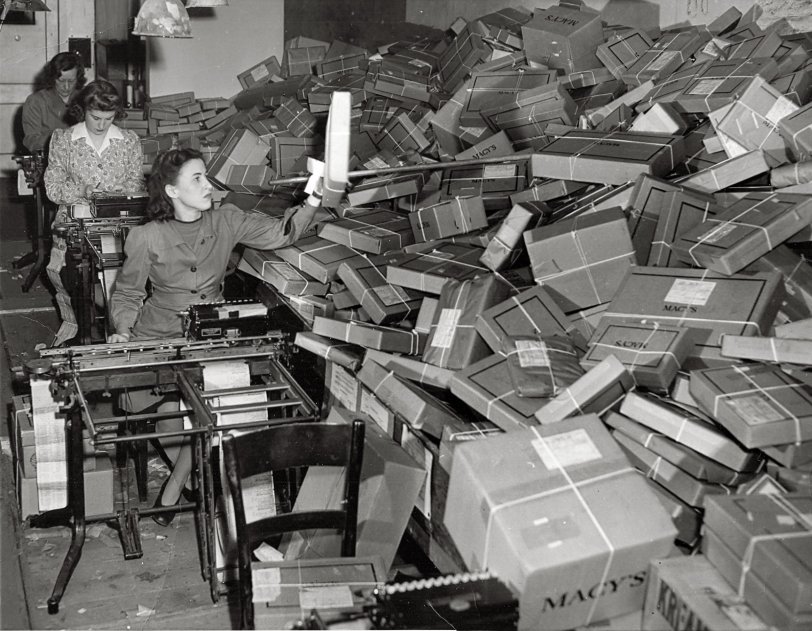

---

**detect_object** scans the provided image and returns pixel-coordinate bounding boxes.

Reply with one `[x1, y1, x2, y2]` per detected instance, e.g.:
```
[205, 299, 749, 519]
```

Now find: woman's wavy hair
[68, 79, 125, 123]
[147, 148, 205, 222]
[35, 51, 86, 92]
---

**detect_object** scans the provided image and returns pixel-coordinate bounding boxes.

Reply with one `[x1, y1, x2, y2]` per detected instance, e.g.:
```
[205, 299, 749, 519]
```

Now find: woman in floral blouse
[44, 79, 145, 346]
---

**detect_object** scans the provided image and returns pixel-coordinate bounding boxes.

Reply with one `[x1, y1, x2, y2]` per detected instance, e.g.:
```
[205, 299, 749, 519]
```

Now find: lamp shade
[186, 0, 228, 6]
[133, 0, 192, 38]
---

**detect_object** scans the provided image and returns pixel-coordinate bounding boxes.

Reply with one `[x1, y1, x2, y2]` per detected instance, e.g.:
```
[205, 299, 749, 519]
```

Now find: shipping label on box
[582, 321, 693, 392]
[674, 192, 812, 275]
[601, 266, 785, 357]
[690, 363, 812, 448]
[526, 207, 637, 312]
[531, 129, 685, 185]
[445, 415, 676, 631]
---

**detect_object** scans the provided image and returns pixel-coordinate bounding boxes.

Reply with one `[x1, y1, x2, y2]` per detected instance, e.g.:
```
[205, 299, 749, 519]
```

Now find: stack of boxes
[103, 3, 812, 629]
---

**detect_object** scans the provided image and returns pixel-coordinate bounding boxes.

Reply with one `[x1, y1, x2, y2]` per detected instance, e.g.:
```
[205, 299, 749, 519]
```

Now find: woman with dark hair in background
[44, 79, 145, 345]
[108, 147, 323, 525]
[22, 51, 86, 153]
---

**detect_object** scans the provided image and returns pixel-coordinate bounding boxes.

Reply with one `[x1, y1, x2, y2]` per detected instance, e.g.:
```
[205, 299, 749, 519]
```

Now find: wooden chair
[221, 419, 365, 630]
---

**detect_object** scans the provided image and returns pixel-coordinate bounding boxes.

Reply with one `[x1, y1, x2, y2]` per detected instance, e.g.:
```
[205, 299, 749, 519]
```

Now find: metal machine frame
[29, 333, 317, 614]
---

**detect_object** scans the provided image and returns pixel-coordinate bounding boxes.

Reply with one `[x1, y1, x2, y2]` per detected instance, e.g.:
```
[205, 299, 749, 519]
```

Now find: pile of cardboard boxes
[120, 3, 812, 629]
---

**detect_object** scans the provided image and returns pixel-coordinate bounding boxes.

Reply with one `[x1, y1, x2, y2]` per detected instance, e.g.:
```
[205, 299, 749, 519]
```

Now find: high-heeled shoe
[151, 479, 195, 527]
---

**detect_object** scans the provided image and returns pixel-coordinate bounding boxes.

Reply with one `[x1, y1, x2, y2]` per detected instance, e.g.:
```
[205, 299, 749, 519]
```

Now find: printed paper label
[431, 308, 461, 348]
[516, 339, 550, 368]
[242, 471, 277, 524]
[329, 364, 359, 412]
[726, 394, 785, 425]
[645, 50, 679, 72]
[251, 64, 270, 82]
[689, 78, 725, 95]
[533, 429, 602, 470]
[252, 567, 282, 603]
[664, 279, 716, 306]
[269, 262, 303, 281]
[765, 96, 797, 126]
[483, 163, 517, 179]
[372, 284, 410, 307]
[299, 585, 354, 610]
[697, 222, 737, 244]
[360, 388, 393, 435]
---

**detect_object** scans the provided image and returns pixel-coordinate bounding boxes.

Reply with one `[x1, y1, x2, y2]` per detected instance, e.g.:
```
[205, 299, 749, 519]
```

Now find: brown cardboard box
[690, 363, 812, 448]
[619, 392, 762, 473]
[437, 20, 490, 93]
[206, 128, 271, 187]
[429, 78, 472, 156]
[475, 285, 584, 354]
[450, 353, 547, 432]
[480, 201, 549, 271]
[582, 321, 693, 392]
[293, 331, 362, 372]
[438, 162, 528, 210]
[600, 266, 785, 362]
[510, 178, 587, 205]
[534, 355, 633, 425]
[283, 408, 424, 571]
[605, 411, 751, 486]
[521, 5, 604, 73]
[444, 415, 676, 631]
[337, 256, 422, 325]
[642, 555, 771, 631]
[531, 129, 685, 185]
[17, 454, 113, 520]
[274, 96, 317, 138]
[704, 494, 812, 617]
[460, 69, 558, 127]
[504, 334, 584, 398]
[364, 349, 453, 390]
[267, 136, 321, 176]
[223, 165, 276, 194]
[643, 474, 703, 548]
[385, 242, 488, 294]
[346, 174, 425, 206]
[237, 55, 281, 90]
[455, 130, 516, 161]
[621, 30, 708, 87]
[777, 99, 812, 159]
[597, 30, 654, 80]
[721, 334, 812, 366]
[377, 112, 431, 156]
[715, 75, 798, 166]
[526, 208, 636, 312]
[423, 274, 514, 370]
[252, 556, 385, 630]
[275, 236, 367, 283]
[14, 403, 95, 477]
[409, 196, 488, 243]
[281, 45, 327, 78]
[312, 316, 425, 356]
[676, 149, 771, 193]
[648, 190, 720, 268]
[357, 356, 463, 439]
[239, 249, 328, 296]
[318, 210, 414, 255]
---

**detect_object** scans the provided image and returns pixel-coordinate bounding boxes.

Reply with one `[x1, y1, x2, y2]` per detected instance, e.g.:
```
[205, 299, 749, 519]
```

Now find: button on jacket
[110, 204, 314, 340]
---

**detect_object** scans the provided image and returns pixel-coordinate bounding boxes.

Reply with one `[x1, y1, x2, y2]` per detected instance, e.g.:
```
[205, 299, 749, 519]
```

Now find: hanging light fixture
[186, 0, 228, 7]
[0, 0, 50, 22]
[132, 0, 192, 38]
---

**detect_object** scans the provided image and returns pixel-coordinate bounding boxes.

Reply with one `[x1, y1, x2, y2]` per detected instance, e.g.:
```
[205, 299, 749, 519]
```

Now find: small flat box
[281, 45, 327, 78]
[597, 29, 654, 79]
[619, 391, 762, 473]
[721, 335, 812, 366]
[480, 201, 548, 272]
[531, 129, 685, 185]
[312, 316, 425, 356]
[689, 363, 812, 448]
[318, 209, 414, 255]
[459, 69, 559, 127]
[777, 99, 812, 159]
[274, 96, 317, 138]
[377, 112, 431, 156]
[385, 242, 488, 294]
[409, 196, 488, 243]
[365, 349, 453, 390]
[438, 162, 528, 210]
[240, 249, 328, 297]
[346, 174, 425, 206]
[475, 285, 584, 354]
[582, 320, 693, 392]
[293, 331, 363, 372]
[206, 128, 271, 187]
[647, 190, 720, 267]
[252, 556, 385, 630]
[437, 20, 491, 93]
[534, 355, 634, 425]
[677, 149, 771, 193]
[521, 5, 604, 72]
[600, 266, 785, 361]
[267, 136, 321, 176]
[621, 30, 708, 87]
[223, 165, 275, 195]
[274, 235, 367, 283]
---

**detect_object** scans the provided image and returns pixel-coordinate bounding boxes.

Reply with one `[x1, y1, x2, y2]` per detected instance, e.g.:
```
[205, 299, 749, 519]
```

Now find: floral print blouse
[44, 122, 145, 206]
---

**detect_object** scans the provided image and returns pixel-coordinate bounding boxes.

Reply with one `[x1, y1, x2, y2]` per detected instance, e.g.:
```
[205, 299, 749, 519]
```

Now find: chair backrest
[222, 419, 365, 630]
